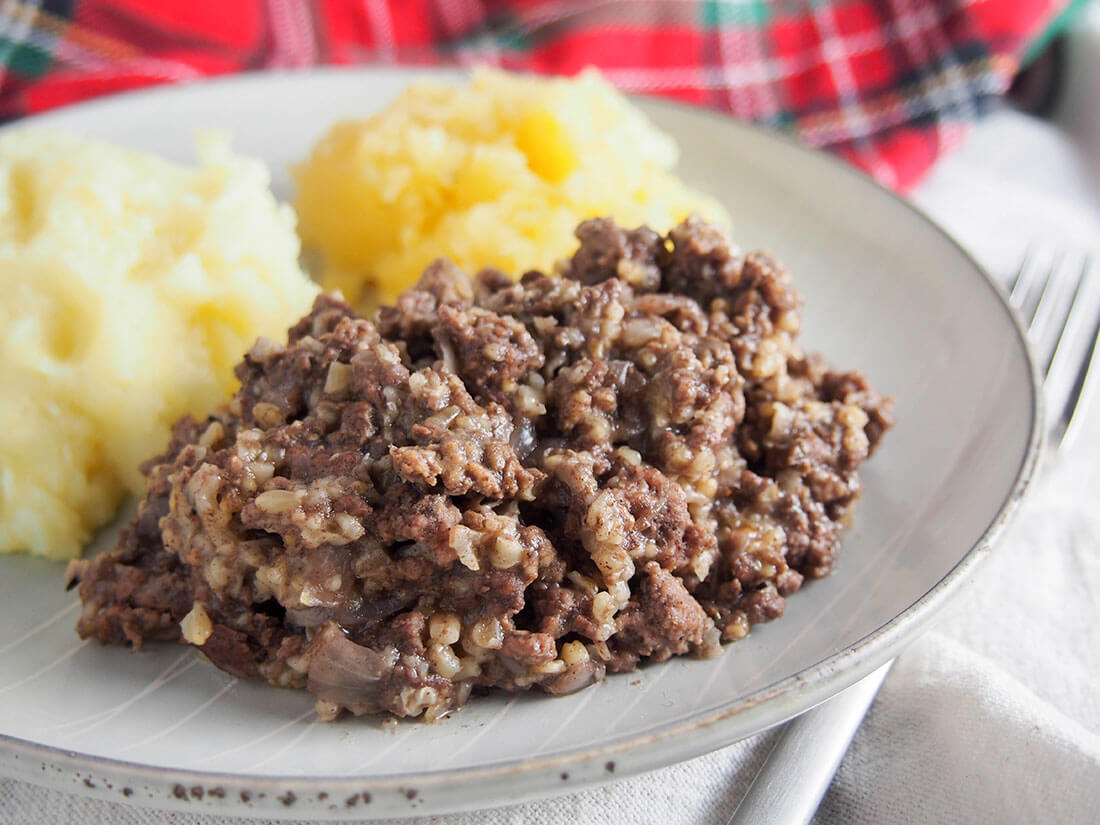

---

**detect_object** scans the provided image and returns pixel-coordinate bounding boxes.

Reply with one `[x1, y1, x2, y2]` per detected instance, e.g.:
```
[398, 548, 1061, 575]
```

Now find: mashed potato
[294, 68, 729, 308]
[0, 131, 318, 559]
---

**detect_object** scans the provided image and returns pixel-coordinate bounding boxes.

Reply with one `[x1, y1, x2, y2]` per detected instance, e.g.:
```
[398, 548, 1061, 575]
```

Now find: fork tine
[1029, 252, 1067, 340]
[1039, 257, 1085, 378]
[1009, 247, 1033, 306]
[1053, 260, 1099, 448]
[1010, 248, 1056, 327]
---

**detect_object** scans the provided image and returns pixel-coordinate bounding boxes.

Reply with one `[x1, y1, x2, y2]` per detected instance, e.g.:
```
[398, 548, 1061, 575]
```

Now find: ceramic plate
[0, 68, 1041, 819]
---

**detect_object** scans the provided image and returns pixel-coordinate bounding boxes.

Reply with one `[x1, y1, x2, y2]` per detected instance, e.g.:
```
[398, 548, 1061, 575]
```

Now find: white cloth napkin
[4, 104, 1100, 825]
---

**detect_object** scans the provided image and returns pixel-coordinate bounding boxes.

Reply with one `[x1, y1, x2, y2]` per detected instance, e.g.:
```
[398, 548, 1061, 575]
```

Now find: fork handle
[726, 661, 893, 825]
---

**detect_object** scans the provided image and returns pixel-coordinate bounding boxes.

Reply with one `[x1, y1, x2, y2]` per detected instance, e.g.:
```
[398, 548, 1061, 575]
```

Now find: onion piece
[543, 658, 605, 695]
[306, 622, 397, 712]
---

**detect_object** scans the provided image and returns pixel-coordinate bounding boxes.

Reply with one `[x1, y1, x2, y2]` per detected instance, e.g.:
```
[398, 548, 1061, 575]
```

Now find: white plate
[0, 68, 1040, 819]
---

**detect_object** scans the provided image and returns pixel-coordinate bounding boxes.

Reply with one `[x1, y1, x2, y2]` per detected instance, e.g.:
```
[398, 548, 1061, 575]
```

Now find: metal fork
[1011, 250, 1100, 448]
[727, 251, 1100, 825]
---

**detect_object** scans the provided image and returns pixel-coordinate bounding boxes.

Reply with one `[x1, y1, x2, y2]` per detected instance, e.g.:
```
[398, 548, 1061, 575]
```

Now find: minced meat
[67, 215, 892, 721]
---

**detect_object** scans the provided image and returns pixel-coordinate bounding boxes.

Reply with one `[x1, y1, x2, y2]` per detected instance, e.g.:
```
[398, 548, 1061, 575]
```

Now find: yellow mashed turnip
[294, 68, 729, 308]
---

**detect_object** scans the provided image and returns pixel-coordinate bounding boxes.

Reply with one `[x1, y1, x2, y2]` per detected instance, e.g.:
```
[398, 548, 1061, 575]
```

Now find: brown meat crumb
[69, 216, 892, 721]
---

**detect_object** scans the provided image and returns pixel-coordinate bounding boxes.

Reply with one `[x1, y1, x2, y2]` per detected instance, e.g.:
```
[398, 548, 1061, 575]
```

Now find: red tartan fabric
[0, 0, 1068, 190]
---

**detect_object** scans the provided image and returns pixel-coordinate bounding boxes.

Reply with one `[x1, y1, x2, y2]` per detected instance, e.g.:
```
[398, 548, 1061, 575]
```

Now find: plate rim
[0, 66, 1044, 817]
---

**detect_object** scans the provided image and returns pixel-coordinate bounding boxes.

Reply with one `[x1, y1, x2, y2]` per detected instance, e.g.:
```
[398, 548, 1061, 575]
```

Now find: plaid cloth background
[0, 0, 1070, 190]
